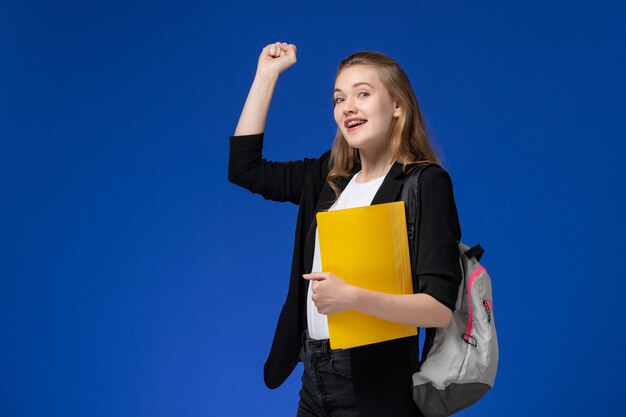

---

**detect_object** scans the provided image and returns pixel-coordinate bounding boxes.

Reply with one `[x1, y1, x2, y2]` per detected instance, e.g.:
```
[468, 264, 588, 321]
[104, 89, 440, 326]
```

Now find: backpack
[401, 165, 498, 417]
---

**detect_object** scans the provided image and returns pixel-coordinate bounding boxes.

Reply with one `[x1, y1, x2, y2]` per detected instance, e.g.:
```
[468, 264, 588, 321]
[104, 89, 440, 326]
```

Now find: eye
[358, 91, 370, 98]
[333, 97, 345, 104]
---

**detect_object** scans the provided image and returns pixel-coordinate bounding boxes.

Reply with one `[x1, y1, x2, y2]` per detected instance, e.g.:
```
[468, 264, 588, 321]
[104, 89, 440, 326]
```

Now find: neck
[356, 146, 395, 183]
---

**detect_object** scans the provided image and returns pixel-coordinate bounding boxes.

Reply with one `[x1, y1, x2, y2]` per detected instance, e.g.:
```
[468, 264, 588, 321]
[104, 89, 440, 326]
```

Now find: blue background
[2, 1, 625, 416]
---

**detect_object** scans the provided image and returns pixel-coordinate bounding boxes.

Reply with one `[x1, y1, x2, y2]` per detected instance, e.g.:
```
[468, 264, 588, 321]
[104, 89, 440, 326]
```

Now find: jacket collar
[371, 161, 406, 205]
[315, 161, 406, 213]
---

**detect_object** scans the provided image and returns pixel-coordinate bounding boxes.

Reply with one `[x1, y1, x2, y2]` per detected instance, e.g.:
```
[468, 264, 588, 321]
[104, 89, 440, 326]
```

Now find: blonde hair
[327, 51, 439, 197]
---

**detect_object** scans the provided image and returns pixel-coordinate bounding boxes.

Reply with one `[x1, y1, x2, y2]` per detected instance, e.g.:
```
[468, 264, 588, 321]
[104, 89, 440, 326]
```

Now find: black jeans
[296, 334, 359, 417]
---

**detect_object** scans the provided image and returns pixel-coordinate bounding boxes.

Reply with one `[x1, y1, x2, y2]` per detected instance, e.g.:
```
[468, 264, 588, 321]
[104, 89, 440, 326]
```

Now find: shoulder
[301, 149, 332, 184]
[319, 148, 332, 164]
[414, 164, 457, 212]
[408, 164, 454, 191]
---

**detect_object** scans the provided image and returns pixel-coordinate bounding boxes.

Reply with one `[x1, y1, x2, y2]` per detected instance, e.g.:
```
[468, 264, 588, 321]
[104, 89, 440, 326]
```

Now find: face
[333, 65, 401, 154]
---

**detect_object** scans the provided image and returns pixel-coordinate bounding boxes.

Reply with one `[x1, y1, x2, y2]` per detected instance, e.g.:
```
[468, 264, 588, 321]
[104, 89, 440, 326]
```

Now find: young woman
[228, 42, 462, 417]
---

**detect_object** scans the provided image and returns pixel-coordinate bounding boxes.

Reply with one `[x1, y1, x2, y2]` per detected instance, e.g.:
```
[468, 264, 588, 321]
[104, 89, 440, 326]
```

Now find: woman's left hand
[303, 272, 357, 315]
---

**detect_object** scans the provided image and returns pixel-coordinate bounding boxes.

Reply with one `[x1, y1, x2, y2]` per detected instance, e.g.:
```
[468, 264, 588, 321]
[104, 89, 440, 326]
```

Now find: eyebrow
[333, 82, 374, 93]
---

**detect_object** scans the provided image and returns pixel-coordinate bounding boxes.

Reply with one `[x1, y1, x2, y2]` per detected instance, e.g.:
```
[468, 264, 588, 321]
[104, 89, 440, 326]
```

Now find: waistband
[302, 330, 343, 354]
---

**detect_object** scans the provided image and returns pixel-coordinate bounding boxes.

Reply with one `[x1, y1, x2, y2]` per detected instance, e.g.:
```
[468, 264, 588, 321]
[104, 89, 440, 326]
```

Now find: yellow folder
[316, 201, 417, 349]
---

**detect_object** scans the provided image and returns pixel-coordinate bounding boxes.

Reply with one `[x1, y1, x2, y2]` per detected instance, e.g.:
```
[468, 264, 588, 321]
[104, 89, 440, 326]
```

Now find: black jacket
[228, 133, 462, 417]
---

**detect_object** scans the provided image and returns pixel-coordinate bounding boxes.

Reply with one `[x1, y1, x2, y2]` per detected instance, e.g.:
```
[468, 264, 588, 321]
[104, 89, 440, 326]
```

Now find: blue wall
[2, 1, 625, 416]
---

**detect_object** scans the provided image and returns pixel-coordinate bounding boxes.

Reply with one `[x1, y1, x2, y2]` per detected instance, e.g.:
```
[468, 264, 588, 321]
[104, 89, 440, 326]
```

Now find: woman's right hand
[233, 42, 297, 136]
[256, 42, 297, 78]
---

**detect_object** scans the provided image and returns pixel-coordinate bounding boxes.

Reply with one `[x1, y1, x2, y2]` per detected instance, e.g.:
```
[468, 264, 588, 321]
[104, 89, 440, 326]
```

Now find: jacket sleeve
[415, 165, 463, 312]
[228, 133, 329, 205]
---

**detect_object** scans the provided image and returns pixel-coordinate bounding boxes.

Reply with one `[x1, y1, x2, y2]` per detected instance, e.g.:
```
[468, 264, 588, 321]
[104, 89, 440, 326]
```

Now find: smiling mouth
[345, 120, 367, 131]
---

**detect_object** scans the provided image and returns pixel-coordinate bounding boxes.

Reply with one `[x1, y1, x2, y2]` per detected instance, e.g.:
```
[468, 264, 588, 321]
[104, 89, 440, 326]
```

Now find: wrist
[348, 285, 364, 310]
[254, 69, 279, 84]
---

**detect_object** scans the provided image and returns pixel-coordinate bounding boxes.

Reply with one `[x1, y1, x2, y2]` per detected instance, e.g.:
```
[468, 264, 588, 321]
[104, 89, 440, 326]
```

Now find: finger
[282, 44, 295, 58]
[302, 273, 326, 280]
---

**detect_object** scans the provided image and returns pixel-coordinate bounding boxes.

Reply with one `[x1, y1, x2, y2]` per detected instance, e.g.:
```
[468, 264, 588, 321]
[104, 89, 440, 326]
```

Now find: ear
[393, 99, 402, 118]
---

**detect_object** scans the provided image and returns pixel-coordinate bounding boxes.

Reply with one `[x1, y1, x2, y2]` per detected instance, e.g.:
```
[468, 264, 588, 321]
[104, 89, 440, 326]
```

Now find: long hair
[326, 52, 440, 197]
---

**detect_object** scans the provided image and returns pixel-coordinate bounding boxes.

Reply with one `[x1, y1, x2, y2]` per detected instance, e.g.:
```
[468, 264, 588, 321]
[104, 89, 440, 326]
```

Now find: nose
[342, 99, 357, 116]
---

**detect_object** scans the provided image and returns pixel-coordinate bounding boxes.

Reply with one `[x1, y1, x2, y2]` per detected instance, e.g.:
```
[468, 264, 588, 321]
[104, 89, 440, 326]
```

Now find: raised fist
[256, 42, 297, 77]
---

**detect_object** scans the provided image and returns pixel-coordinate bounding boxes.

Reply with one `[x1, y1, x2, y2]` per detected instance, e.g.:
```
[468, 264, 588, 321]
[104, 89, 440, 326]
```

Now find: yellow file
[316, 201, 417, 349]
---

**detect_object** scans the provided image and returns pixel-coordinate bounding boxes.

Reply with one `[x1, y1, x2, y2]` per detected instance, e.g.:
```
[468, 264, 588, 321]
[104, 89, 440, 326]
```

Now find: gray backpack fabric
[402, 165, 498, 417]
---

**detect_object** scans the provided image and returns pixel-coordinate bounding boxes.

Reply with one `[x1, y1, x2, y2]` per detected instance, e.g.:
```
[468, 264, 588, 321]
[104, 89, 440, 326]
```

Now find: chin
[341, 130, 362, 143]
[343, 137, 367, 150]
[343, 133, 375, 150]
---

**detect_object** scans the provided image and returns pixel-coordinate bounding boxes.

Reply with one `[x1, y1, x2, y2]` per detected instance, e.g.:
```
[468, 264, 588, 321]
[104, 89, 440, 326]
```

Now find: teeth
[347, 120, 366, 127]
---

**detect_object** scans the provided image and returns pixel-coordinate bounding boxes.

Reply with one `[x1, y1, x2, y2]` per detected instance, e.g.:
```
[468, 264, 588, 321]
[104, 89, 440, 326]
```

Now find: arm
[228, 134, 330, 204]
[229, 42, 325, 204]
[303, 274, 452, 328]
[234, 42, 296, 136]
[303, 166, 462, 328]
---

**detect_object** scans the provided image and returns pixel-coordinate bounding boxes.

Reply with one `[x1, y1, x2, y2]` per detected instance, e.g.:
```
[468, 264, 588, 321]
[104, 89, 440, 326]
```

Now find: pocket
[329, 350, 352, 378]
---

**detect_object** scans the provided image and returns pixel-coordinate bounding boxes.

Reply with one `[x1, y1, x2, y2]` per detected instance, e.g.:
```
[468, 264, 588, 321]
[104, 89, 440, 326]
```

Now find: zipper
[483, 300, 493, 323]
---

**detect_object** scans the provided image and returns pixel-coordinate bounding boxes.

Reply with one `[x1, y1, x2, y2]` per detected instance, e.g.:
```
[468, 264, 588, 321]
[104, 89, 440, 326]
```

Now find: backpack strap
[464, 244, 485, 262]
[401, 164, 437, 367]
[401, 164, 430, 283]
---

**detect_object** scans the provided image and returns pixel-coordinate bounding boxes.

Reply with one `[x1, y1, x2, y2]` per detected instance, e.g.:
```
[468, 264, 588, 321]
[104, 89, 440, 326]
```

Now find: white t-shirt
[307, 171, 386, 340]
